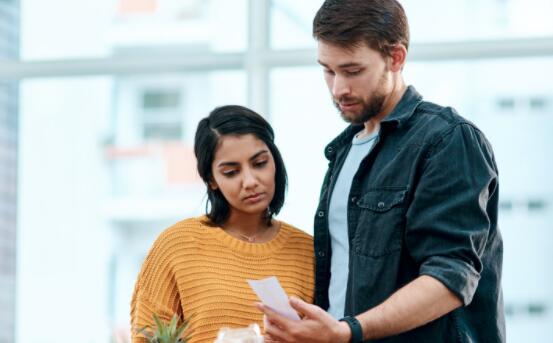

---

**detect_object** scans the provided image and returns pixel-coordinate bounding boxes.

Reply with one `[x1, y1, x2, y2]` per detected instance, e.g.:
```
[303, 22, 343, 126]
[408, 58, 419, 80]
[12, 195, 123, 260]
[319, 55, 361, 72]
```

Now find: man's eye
[324, 69, 335, 75]
[345, 70, 361, 76]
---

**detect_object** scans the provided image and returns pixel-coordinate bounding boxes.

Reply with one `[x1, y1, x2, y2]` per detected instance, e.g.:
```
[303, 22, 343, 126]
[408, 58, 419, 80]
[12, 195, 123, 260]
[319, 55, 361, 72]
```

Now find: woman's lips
[243, 193, 265, 203]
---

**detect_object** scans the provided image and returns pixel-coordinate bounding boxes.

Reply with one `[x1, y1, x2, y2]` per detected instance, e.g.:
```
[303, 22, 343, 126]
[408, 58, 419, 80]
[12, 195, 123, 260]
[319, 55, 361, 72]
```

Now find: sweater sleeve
[130, 232, 183, 343]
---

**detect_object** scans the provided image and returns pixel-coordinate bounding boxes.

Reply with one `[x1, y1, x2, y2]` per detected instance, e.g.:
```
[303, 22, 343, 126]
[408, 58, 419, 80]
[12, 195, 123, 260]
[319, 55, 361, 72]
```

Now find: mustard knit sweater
[130, 216, 314, 343]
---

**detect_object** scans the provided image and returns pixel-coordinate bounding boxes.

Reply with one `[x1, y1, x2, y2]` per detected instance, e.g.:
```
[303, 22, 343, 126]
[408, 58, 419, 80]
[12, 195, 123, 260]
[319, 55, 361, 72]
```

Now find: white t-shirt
[327, 131, 379, 319]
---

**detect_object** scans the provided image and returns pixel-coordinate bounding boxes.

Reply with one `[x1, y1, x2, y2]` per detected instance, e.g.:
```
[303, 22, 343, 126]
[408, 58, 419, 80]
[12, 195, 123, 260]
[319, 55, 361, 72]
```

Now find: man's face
[317, 41, 392, 124]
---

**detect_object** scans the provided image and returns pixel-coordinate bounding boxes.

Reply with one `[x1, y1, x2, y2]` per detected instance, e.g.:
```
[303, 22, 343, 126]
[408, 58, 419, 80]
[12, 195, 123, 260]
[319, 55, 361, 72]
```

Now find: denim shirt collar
[381, 85, 423, 127]
[324, 85, 422, 161]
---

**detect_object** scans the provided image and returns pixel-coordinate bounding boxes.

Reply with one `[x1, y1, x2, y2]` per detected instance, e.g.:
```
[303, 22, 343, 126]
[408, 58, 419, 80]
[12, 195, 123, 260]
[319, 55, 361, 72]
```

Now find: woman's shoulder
[150, 216, 208, 250]
[279, 220, 313, 243]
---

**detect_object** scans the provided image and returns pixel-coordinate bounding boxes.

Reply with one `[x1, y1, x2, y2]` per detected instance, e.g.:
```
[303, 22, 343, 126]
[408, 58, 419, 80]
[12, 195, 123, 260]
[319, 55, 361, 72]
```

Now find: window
[141, 89, 183, 141]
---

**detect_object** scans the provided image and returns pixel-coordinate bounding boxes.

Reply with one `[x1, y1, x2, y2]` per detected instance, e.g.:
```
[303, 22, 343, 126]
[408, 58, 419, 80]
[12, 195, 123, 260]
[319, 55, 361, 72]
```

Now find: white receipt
[247, 276, 301, 321]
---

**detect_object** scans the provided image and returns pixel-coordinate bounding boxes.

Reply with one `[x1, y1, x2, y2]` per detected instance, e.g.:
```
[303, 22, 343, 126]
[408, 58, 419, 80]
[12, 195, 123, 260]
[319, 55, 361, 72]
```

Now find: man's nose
[332, 74, 350, 100]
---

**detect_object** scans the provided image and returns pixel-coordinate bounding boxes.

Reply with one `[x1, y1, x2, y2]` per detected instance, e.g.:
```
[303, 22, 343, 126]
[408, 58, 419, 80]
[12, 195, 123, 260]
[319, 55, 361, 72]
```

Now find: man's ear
[388, 44, 407, 72]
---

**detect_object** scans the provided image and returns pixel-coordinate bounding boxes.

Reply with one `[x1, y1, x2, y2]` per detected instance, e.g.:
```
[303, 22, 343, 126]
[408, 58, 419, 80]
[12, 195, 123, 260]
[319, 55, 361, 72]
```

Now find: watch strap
[339, 316, 363, 343]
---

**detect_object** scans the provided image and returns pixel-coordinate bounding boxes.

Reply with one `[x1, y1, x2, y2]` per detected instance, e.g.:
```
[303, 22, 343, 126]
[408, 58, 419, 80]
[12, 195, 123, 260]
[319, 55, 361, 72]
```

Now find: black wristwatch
[339, 316, 364, 343]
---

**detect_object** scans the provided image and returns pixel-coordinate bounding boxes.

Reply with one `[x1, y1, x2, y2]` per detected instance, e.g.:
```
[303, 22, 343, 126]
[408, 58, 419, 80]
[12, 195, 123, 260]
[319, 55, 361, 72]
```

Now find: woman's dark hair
[313, 0, 409, 57]
[194, 105, 287, 226]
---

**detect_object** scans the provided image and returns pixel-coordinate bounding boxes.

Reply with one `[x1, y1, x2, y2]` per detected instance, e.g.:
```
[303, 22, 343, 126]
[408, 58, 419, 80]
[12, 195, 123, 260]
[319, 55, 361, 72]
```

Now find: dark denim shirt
[314, 86, 505, 342]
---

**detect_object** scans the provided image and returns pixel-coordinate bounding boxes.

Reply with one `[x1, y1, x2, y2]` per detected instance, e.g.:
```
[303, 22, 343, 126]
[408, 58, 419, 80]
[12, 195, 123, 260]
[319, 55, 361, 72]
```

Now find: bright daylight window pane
[270, 66, 346, 233]
[270, 0, 319, 50]
[16, 71, 246, 343]
[403, 0, 553, 42]
[21, 0, 247, 61]
[271, 0, 553, 50]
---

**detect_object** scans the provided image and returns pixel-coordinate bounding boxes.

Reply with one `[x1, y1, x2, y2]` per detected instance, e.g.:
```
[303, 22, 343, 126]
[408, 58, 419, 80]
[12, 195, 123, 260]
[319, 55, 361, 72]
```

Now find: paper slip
[247, 276, 301, 321]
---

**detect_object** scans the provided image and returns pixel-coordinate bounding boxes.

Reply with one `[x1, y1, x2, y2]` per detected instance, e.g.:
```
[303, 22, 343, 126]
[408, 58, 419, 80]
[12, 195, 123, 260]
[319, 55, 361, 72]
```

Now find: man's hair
[194, 105, 287, 227]
[313, 0, 409, 57]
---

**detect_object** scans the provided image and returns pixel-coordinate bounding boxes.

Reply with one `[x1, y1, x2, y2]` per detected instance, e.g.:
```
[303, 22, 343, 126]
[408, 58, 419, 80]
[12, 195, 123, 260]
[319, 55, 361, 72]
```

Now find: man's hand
[257, 297, 351, 343]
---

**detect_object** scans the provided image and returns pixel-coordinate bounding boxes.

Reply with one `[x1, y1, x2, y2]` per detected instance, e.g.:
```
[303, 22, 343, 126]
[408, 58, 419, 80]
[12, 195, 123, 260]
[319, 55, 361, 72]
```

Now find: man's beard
[334, 92, 386, 124]
[333, 73, 389, 124]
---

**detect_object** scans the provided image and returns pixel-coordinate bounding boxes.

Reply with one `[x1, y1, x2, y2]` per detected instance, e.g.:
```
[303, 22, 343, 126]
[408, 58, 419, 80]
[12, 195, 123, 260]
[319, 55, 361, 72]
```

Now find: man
[258, 0, 505, 342]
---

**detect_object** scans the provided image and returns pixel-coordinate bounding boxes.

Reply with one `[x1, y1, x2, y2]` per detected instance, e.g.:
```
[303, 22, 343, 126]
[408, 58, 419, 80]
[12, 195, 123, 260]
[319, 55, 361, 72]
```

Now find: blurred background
[1, 0, 552, 342]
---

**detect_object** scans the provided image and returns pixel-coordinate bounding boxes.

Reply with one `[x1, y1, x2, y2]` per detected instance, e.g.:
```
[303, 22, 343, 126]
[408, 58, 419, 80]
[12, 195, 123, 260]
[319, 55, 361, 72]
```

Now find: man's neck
[363, 81, 407, 136]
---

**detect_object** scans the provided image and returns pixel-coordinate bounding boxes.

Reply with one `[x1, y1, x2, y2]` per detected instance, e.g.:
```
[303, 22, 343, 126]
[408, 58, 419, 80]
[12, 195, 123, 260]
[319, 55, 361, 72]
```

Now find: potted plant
[137, 313, 192, 343]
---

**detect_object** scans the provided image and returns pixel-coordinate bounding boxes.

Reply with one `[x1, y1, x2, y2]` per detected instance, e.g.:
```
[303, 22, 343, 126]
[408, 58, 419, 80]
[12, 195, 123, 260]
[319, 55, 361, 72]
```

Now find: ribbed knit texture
[131, 216, 314, 343]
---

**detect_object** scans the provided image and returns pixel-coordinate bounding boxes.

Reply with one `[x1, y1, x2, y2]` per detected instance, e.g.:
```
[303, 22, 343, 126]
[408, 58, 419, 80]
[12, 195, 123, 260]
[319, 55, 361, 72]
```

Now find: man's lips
[340, 102, 360, 110]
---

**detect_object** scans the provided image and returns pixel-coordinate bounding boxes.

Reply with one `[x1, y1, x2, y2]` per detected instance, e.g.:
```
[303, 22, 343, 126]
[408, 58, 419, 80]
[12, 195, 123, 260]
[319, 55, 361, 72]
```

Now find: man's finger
[256, 303, 294, 331]
[264, 318, 293, 342]
[289, 297, 322, 319]
[263, 331, 283, 343]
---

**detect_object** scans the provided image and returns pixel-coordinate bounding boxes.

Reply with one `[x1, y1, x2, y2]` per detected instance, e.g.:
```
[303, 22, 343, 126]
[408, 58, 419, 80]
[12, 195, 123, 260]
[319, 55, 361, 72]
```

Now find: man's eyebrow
[337, 62, 363, 68]
[317, 60, 363, 69]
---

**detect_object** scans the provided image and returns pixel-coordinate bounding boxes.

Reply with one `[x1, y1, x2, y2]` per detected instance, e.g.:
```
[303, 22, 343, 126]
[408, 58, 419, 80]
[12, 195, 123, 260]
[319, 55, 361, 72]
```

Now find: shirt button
[351, 197, 357, 203]
[318, 251, 325, 257]
[327, 147, 334, 154]
[378, 201, 385, 209]
[318, 211, 325, 217]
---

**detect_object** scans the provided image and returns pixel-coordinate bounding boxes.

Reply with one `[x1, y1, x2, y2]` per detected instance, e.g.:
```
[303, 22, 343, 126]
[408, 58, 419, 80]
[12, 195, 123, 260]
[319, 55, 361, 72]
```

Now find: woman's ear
[208, 180, 218, 190]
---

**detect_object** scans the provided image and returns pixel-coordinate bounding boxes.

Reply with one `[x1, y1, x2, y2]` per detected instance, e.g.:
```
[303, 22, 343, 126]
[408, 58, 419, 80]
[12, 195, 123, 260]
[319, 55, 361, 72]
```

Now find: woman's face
[210, 134, 276, 217]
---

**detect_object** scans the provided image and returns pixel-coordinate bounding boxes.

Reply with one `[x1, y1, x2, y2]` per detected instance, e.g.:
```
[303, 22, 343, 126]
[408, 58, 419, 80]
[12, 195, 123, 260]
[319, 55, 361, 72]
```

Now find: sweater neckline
[197, 216, 291, 256]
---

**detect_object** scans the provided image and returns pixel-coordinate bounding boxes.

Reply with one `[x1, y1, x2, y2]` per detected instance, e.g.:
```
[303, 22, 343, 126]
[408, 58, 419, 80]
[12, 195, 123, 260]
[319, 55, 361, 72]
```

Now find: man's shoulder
[409, 100, 483, 142]
[415, 100, 467, 127]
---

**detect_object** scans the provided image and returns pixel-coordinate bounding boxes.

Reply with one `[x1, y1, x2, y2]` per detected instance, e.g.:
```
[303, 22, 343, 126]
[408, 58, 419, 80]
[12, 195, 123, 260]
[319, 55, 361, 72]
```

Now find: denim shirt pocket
[353, 187, 408, 257]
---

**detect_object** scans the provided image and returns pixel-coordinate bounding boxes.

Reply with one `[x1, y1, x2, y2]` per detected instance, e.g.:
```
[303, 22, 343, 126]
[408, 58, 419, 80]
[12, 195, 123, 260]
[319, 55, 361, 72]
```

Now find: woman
[130, 105, 314, 343]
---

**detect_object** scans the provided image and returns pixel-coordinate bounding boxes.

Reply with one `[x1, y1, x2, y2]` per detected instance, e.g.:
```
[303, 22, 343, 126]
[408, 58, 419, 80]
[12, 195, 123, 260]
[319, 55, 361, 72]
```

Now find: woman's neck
[224, 211, 270, 237]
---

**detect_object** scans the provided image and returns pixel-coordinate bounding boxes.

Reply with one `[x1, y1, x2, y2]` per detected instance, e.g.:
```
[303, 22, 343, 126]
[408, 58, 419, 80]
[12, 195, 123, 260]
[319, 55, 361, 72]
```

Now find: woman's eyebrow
[216, 150, 269, 167]
[249, 150, 269, 161]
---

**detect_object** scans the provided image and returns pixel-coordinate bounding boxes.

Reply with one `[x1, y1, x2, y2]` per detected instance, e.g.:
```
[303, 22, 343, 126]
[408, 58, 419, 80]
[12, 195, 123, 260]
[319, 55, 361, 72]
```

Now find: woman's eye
[222, 170, 238, 177]
[254, 160, 268, 168]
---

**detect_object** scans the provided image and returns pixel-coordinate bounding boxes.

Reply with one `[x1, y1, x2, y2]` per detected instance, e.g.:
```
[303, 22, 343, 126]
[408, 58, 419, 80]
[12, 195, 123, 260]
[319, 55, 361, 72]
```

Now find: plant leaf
[174, 321, 190, 343]
[136, 325, 155, 341]
[168, 314, 178, 337]
[153, 313, 166, 338]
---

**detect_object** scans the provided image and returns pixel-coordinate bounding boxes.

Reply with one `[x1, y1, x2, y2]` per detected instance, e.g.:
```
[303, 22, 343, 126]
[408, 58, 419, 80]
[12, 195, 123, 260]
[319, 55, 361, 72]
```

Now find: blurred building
[0, 0, 19, 342]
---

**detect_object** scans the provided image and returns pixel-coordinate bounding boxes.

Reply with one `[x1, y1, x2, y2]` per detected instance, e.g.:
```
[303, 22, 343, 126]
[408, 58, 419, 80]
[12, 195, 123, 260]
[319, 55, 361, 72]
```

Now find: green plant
[137, 313, 192, 343]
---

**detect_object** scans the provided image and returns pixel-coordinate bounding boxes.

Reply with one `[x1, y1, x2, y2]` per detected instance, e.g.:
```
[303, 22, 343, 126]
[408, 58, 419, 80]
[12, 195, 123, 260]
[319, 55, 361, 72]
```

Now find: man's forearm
[356, 275, 463, 340]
